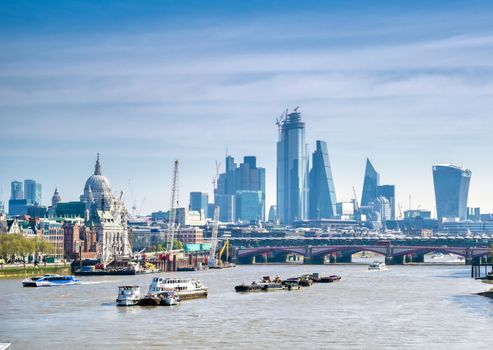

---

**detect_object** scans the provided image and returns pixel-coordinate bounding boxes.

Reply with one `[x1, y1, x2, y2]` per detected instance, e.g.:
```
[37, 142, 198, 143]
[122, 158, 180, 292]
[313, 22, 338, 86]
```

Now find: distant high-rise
[268, 205, 278, 223]
[376, 185, 395, 220]
[24, 179, 42, 205]
[189, 192, 208, 214]
[432, 164, 471, 221]
[309, 140, 337, 219]
[236, 190, 263, 222]
[11, 180, 23, 200]
[215, 155, 266, 222]
[276, 110, 309, 224]
[361, 158, 380, 207]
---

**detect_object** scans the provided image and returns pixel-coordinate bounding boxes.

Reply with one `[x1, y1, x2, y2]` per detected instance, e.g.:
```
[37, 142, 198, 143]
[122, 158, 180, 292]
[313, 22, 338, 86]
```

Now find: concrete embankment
[0, 265, 71, 278]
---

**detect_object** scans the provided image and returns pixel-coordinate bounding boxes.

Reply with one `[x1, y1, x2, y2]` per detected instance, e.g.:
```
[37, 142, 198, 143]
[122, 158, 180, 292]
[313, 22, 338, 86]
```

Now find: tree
[172, 239, 184, 250]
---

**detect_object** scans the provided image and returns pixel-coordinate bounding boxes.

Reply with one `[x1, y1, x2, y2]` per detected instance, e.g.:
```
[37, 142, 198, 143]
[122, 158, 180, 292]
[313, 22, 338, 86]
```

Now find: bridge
[226, 237, 493, 265]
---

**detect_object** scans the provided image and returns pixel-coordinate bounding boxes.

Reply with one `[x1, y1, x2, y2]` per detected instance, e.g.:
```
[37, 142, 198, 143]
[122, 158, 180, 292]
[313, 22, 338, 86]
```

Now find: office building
[268, 205, 278, 223]
[215, 155, 266, 222]
[24, 179, 42, 205]
[276, 109, 309, 224]
[11, 180, 23, 200]
[236, 190, 263, 222]
[361, 158, 380, 206]
[8, 199, 28, 216]
[432, 164, 471, 221]
[309, 140, 337, 219]
[189, 192, 208, 213]
[376, 185, 396, 220]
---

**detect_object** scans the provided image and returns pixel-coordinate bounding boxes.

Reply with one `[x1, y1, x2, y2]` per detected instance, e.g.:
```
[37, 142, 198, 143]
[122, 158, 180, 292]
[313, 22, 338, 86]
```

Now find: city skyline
[1, 1, 493, 214]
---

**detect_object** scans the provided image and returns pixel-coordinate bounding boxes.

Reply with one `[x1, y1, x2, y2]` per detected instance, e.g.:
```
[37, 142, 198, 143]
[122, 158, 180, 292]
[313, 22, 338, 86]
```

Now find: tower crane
[352, 186, 359, 211]
[208, 205, 220, 268]
[166, 160, 180, 252]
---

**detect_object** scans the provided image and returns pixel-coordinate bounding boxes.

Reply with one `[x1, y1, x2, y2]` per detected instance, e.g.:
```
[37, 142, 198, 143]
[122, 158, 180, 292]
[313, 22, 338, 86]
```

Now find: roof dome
[83, 154, 113, 201]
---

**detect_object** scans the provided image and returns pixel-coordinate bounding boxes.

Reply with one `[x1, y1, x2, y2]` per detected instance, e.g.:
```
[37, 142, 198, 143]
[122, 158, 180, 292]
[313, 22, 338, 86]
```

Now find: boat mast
[167, 160, 180, 252]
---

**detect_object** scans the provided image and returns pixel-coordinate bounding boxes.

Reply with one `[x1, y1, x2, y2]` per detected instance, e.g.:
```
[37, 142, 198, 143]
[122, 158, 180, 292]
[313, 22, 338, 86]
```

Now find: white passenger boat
[22, 274, 81, 287]
[368, 261, 388, 271]
[147, 277, 208, 300]
[116, 285, 141, 306]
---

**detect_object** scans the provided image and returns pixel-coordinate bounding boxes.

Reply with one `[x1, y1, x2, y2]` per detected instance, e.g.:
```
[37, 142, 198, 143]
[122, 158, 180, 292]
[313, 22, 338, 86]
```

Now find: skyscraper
[276, 110, 309, 224]
[361, 158, 380, 207]
[24, 179, 42, 205]
[432, 164, 471, 221]
[214, 155, 266, 222]
[376, 185, 395, 220]
[236, 190, 263, 222]
[10, 180, 23, 200]
[189, 192, 208, 214]
[309, 140, 337, 219]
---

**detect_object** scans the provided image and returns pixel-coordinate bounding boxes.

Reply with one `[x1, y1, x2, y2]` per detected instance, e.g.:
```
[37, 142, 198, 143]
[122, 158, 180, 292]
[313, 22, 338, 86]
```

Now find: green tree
[172, 239, 184, 250]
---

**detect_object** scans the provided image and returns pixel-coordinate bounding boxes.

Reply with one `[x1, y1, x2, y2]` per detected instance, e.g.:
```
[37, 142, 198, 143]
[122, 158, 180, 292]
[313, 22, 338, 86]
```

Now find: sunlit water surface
[0, 262, 492, 349]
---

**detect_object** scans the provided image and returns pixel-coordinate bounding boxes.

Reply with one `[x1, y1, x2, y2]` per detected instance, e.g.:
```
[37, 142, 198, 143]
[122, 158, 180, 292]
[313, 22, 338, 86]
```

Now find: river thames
[0, 263, 492, 349]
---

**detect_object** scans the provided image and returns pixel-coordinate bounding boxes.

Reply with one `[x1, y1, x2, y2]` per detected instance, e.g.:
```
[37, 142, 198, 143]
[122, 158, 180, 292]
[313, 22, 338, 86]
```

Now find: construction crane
[166, 160, 180, 252]
[218, 239, 230, 265]
[352, 186, 359, 211]
[208, 206, 220, 268]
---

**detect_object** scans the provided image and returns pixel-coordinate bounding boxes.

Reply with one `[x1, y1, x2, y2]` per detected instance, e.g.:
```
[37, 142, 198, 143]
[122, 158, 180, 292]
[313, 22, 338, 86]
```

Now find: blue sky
[1, 0, 493, 215]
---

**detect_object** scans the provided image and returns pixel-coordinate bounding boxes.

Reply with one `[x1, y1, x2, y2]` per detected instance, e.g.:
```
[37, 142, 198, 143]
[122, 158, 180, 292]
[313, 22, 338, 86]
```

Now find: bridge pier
[303, 255, 325, 265]
[386, 255, 405, 265]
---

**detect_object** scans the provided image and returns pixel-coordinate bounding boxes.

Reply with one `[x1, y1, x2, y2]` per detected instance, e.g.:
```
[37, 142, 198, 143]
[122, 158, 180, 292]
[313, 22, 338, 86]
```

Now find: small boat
[368, 261, 387, 271]
[116, 286, 141, 306]
[235, 276, 284, 292]
[22, 274, 81, 287]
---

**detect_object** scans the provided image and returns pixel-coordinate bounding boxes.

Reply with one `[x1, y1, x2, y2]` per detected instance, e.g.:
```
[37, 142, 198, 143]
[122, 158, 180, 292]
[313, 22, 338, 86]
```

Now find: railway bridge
[227, 237, 492, 265]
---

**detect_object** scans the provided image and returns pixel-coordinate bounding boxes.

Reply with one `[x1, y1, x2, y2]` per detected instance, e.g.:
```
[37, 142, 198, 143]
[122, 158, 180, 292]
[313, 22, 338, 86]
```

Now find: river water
[0, 262, 492, 349]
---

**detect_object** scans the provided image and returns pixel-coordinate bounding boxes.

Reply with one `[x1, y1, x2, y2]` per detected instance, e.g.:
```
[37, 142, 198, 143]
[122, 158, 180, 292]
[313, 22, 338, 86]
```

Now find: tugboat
[235, 276, 284, 292]
[116, 286, 141, 306]
[22, 274, 81, 287]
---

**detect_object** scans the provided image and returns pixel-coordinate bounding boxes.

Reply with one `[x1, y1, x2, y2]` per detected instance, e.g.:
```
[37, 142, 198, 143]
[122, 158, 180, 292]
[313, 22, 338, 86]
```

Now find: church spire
[94, 153, 102, 175]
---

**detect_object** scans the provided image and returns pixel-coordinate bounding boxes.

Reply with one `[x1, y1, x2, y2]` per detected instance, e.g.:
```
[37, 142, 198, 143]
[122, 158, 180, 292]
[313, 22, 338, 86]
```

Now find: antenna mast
[167, 160, 180, 252]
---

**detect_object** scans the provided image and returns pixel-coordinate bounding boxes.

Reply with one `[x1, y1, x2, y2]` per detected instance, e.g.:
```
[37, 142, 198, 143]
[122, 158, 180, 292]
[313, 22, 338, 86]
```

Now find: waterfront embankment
[0, 264, 71, 278]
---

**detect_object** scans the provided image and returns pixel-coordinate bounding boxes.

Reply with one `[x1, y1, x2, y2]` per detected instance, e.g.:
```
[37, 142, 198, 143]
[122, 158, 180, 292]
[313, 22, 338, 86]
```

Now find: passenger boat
[22, 274, 81, 287]
[116, 286, 141, 306]
[145, 276, 208, 300]
[368, 261, 387, 271]
[140, 290, 180, 306]
[235, 276, 284, 292]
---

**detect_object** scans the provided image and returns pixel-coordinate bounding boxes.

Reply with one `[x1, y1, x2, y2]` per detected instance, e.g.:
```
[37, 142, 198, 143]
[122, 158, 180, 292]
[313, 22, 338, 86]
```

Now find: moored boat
[22, 274, 81, 287]
[146, 276, 208, 300]
[116, 286, 141, 306]
[235, 276, 284, 292]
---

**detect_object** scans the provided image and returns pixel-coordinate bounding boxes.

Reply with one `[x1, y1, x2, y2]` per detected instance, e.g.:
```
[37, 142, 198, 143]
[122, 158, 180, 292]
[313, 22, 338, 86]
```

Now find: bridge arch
[392, 248, 467, 258]
[311, 246, 387, 257]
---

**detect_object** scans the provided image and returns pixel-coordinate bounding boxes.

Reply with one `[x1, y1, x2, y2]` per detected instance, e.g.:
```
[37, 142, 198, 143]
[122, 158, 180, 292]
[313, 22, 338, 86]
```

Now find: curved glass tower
[276, 111, 309, 224]
[309, 140, 337, 219]
[432, 164, 471, 221]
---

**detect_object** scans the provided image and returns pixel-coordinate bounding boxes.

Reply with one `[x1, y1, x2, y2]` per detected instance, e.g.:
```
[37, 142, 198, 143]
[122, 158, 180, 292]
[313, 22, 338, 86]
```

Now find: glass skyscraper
[189, 192, 208, 214]
[235, 190, 263, 222]
[309, 140, 337, 219]
[276, 110, 309, 224]
[24, 179, 42, 205]
[376, 185, 395, 220]
[10, 180, 23, 200]
[432, 164, 471, 221]
[215, 155, 266, 222]
[361, 158, 380, 207]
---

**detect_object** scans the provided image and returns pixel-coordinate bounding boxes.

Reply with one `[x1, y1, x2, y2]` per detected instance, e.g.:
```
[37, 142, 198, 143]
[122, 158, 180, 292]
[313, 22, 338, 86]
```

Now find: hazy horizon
[1, 0, 493, 216]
